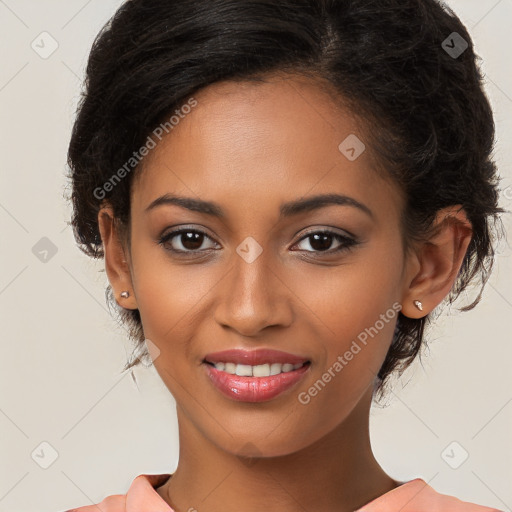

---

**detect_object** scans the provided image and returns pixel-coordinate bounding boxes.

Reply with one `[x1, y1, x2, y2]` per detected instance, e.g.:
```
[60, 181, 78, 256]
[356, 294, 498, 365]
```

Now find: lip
[203, 361, 310, 402]
[203, 348, 309, 366]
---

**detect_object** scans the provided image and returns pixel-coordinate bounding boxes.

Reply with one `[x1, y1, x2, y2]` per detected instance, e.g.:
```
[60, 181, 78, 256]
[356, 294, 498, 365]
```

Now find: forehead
[131, 73, 402, 222]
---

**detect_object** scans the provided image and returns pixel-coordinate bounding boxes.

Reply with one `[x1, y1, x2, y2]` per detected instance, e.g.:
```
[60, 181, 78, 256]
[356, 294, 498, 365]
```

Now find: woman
[65, 0, 506, 510]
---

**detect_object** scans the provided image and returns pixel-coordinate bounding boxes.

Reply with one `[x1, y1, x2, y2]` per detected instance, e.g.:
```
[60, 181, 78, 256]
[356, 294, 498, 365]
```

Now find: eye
[158, 227, 358, 256]
[158, 228, 219, 253]
[292, 230, 358, 254]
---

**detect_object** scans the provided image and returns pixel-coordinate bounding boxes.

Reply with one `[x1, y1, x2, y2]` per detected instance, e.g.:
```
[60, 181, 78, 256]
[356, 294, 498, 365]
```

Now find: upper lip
[203, 349, 310, 366]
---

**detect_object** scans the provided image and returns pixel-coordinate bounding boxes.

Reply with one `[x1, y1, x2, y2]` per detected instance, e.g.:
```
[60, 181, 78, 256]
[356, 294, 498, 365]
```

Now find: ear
[97, 204, 138, 310]
[401, 205, 473, 319]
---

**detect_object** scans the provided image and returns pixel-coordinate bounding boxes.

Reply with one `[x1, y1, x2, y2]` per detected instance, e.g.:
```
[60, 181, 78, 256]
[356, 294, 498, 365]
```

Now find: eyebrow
[144, 192, 374, 220]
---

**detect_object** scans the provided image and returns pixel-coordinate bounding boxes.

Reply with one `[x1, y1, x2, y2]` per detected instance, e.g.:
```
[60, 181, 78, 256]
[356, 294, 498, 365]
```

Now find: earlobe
[97, 205, 138, 310]
[401, 205, 472, 319]
[413, 299, 423, 311]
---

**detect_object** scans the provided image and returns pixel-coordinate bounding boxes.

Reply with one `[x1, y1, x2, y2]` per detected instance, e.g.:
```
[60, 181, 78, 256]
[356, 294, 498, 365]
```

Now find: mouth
[203, 360, 310, 377]
[202, 348, 311, 402]
[203, 348, 310, 367]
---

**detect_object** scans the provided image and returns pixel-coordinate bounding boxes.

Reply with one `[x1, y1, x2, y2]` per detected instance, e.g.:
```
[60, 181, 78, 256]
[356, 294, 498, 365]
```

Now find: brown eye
[293, 230, 358, 254]
[159, 229, 218, 253]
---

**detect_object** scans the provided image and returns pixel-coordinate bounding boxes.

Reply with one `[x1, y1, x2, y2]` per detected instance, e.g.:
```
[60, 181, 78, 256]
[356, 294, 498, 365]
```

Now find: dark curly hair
[66, 0, 506, 402]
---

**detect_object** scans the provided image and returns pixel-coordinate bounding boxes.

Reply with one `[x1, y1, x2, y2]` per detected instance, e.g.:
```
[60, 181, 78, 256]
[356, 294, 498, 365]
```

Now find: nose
[213, 249, 293, 337]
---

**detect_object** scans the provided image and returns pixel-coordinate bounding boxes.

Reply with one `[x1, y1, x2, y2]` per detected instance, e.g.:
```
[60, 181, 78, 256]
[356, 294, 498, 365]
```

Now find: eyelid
[160, 224, 216, 240]
[291, 228, 357, 253]
[294, 226, 356, 241]
[159, 225, 358, 257]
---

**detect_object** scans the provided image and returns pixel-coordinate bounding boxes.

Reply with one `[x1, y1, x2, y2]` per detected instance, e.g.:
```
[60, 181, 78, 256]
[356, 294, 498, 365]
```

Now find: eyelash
[158, 227, 358, 256]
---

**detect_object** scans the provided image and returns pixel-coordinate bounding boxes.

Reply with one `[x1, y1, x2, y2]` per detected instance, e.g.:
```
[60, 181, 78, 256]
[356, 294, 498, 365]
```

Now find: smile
[203, 361, 311, 402]
[205, 361, 307, 376]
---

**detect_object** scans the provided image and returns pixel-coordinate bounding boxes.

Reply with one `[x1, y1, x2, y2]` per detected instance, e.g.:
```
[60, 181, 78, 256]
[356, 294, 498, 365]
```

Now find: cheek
[290, 239, 402, 393]
[129, 240, 216, 341]
[291, 255, 401, 347]
[293, 301, 397, 439]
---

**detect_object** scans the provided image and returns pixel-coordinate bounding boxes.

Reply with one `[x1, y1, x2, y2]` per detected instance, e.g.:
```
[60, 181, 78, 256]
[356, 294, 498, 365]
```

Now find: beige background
[0, 1, 511, 511]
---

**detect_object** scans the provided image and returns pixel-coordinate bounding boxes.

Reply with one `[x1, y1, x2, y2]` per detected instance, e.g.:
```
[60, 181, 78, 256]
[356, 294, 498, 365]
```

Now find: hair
[66, 0, 507, 402]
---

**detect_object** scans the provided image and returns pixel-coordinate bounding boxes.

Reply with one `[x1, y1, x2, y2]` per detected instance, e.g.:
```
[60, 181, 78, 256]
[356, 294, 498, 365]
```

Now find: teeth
[270, 362, 282, 375]
[235, 364, 252, 376]
[253, 364, 270, 377]
[225, 362, 236, 374]
[212, 361, 305, 376]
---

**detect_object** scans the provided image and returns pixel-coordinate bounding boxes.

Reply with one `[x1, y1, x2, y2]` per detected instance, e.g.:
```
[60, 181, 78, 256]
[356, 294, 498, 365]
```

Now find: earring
[413, 299, 423, 311]
[120, 291, 130, 298]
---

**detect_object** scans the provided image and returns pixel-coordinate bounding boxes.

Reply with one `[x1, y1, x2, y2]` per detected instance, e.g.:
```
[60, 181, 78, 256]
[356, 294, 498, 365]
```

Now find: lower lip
[203, 362, 310, 402]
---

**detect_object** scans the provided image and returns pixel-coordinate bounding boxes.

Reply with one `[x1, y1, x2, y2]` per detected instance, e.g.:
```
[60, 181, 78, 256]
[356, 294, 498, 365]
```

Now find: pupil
[182, 232, 203, 250]
[178, 232, 334, 252]
[310, 233, 332, 251]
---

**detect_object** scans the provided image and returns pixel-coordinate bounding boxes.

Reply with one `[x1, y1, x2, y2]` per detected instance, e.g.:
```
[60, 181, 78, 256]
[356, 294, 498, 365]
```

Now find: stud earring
[120, 291, 130, 298]
[413, 299, 423, 311]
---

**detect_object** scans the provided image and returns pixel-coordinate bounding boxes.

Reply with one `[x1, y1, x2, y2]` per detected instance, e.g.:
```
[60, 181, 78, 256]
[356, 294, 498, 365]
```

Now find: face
[118, 74, 411, 456]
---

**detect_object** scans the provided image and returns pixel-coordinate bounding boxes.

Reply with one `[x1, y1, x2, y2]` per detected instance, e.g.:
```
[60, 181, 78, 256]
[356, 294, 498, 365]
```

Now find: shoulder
[65, 473, 173, 512]
[356, 478, 504, 512]
[66, 474, 503, 512]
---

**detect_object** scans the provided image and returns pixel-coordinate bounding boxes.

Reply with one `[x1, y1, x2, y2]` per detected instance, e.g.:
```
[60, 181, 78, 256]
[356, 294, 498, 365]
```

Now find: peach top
[66, 473, 503, 512]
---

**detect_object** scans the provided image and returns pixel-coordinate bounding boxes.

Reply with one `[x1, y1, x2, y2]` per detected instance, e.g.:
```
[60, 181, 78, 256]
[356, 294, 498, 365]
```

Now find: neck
[157, 386, 399, 512]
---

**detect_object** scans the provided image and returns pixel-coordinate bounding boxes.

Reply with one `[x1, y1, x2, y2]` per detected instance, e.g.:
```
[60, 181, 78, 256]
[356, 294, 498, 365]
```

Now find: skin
[97, 73, 472, 512]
